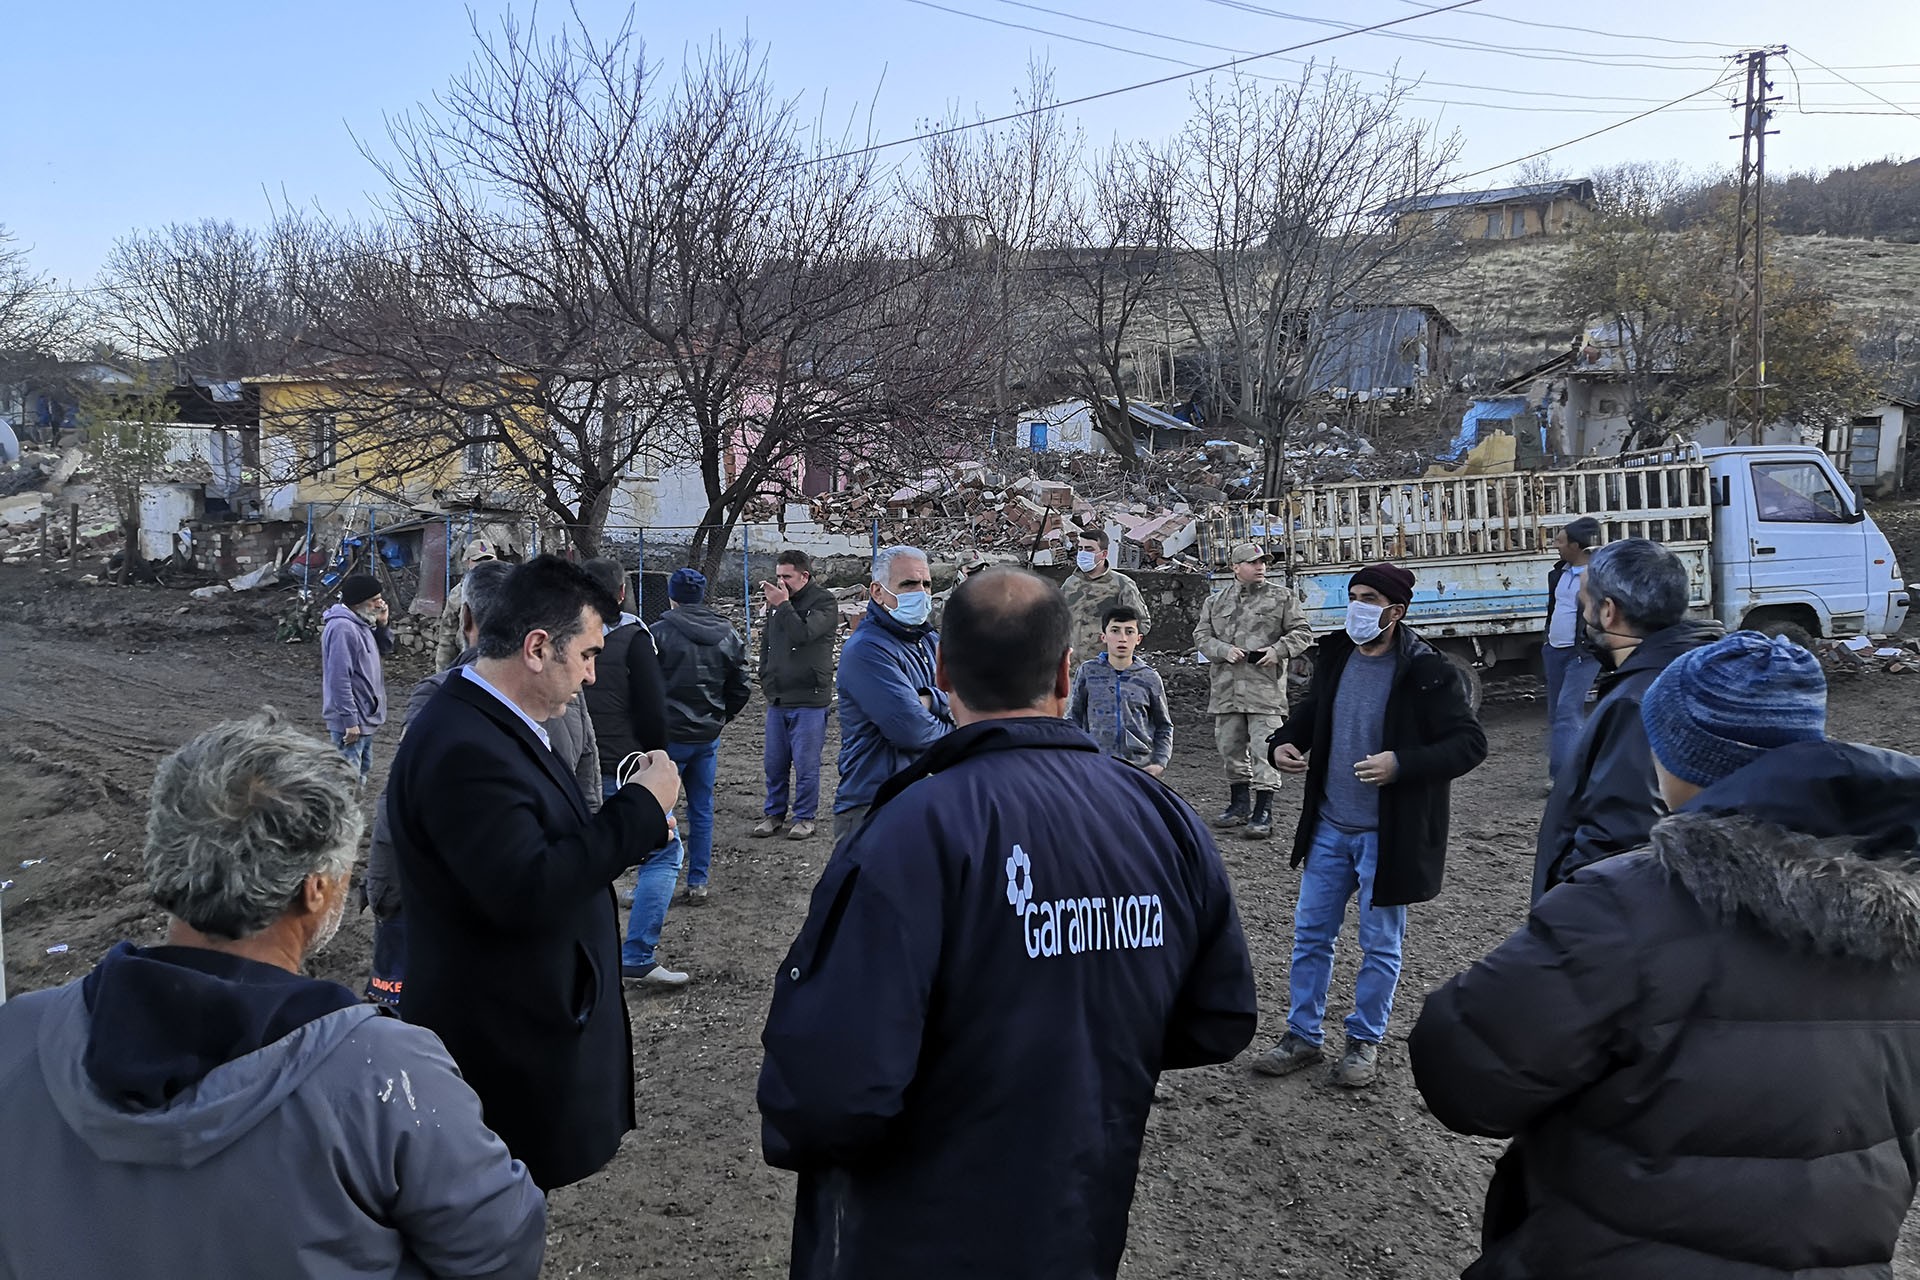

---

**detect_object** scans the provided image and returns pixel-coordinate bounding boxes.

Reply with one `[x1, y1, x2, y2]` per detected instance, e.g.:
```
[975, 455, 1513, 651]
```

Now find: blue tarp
[1444, 397, 1538, 462]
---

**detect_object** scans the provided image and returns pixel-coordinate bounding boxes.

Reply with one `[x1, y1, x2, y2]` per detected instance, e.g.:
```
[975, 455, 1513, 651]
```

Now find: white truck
[1202, 443, 1912, 706]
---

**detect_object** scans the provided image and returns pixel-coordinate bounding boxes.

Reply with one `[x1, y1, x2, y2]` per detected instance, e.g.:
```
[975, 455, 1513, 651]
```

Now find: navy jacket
[1415, 741, 1920, 1278]
[758, 717, 1258, 1280]
[831, 601, 952, 813]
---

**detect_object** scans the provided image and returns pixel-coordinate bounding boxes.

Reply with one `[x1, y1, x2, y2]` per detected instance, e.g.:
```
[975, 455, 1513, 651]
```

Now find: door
[1743, 458, 1871, 634]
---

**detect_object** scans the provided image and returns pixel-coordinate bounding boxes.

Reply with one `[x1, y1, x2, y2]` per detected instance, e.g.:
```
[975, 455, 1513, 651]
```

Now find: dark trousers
[763, 704, 829, 822]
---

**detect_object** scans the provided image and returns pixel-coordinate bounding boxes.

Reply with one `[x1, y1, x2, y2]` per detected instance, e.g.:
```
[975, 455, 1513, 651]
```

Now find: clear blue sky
[7, 0, 1920, 286]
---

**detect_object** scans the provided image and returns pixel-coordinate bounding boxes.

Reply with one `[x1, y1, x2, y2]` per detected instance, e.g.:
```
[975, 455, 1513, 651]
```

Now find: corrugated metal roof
[1376, 179, 1594, 218]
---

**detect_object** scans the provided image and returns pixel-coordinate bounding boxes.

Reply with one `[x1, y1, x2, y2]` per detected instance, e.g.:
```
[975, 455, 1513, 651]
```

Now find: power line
[1387, 0, 1739, 51]
[1787, 48, 1920, 124]
[911, 0, 1742, 115]
[783, 0, 1489, 170]
[976, 0, 1736, 105]
[33, 0, 1489, 301]
[1193, 0, 1728, 69]
[1447, 70, 1738, 185]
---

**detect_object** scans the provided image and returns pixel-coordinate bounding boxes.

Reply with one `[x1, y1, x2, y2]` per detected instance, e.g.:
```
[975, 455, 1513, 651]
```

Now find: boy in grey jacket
[1068, 605, 1174, 775]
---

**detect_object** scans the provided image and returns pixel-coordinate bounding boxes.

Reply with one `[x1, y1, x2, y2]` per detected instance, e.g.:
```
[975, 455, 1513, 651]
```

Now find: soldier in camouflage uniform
[1062, 529, 1150, 664]
[1192, 541, 1315, 838]
[435, 539, 498, 670]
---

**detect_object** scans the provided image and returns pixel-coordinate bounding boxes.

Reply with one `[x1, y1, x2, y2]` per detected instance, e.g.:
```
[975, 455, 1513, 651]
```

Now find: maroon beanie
[1349, 563, 1414, 607]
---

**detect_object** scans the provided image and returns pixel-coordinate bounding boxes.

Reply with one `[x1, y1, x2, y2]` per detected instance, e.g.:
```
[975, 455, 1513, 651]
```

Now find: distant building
[1307, 304, 1456, 395]
[1377, 179, 1596, 241]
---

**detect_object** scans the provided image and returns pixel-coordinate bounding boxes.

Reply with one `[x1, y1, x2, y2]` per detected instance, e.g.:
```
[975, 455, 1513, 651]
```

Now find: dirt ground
[3, 546, 1919, 1279]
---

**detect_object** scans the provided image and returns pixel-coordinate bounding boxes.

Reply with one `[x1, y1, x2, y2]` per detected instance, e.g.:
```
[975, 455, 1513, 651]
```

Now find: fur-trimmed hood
[1649, 740, 1920, 967]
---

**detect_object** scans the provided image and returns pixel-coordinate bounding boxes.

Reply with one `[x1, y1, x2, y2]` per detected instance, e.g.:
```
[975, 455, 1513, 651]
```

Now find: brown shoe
[751, 817, 785, 838]
[787, 820, 817, 840]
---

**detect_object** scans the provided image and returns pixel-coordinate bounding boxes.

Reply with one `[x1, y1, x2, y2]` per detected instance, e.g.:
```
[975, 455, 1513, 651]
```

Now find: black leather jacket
[654, 604, 752, 744]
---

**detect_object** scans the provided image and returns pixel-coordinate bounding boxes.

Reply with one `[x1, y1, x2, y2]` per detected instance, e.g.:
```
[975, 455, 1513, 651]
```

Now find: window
[463, 414, 494, 476]
[311, 414, 338, 471]
[1484, 212, 1500, 239]
[1846, 415, 1882, 482]
[1751, 461, 1849, 524]
[1511, 208, 1526, 237]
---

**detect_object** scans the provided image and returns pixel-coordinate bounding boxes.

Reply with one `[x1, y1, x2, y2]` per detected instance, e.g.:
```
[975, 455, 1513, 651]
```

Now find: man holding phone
[1192, 543, 1314, 839]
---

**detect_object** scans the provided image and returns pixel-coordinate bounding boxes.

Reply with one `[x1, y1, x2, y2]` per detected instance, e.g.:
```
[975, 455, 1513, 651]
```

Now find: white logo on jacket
[1005, 842, 1164, 959]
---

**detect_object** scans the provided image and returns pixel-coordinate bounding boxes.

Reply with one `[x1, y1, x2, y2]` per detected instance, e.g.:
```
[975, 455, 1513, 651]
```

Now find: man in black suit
[388, 554, 681, 1191]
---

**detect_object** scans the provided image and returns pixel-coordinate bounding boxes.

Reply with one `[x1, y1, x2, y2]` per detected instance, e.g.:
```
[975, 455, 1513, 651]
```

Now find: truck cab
[1703, 445, 1911, 643]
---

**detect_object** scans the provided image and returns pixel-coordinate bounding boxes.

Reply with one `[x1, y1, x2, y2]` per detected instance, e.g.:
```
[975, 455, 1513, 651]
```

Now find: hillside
[1422, 234, 1920, 391]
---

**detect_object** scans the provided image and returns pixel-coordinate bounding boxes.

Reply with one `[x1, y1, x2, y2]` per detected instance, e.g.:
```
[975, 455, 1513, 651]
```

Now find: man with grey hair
[1533, 537, 1722, 899]
[833, 544, 953, 857]
[0, 713, 546, 1278]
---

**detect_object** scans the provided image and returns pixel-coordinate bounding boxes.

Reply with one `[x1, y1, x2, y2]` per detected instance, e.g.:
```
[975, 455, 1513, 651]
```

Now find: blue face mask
[887, 589, 932, 627]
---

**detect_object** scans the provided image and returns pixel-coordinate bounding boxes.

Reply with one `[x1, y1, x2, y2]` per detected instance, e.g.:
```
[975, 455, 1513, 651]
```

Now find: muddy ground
[3, 546, 1919, 1279]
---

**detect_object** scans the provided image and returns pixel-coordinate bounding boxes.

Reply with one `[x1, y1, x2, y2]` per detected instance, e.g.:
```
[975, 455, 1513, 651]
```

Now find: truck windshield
[1751, 462, 1849, 524]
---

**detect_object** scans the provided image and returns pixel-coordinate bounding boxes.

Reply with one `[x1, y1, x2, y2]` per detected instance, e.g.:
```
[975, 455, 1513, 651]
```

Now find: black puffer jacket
[1267, 626, 1488, 908]
[1413, 740, 1920, 1280]
[1533, 619, 1723, 899]
[653, 603, 752, 745]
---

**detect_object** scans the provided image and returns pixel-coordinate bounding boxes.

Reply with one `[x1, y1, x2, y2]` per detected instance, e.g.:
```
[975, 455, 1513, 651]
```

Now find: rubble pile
[0, 449, 120, 564]
[1817, 635, 1920, 675]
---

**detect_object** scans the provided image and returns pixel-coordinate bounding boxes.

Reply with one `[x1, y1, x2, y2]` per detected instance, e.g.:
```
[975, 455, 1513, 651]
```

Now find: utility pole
[1728, 47, 1785, 444]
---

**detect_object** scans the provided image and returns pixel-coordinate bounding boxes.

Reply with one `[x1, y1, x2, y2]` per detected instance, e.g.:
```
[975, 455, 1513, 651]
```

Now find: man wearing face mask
[833, 544, 954, 858]
[1193, 542, 1315, 839]
[1253, 563, 1487, 1087]
[1532, 538, 1722, 901]
[1063, 529, 1151, 665]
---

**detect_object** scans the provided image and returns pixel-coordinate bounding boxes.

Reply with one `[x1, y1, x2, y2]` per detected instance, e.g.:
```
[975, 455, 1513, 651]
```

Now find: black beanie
[341, 574, 383, 608]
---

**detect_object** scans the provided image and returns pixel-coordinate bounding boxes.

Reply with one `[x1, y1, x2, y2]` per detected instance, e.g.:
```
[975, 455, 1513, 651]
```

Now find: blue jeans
[610, 776, 686, 971]
[1286, 820, 1407, 1046]
[670, 739, 719, 888]
[330, 728, 373, 784]
[763, 705, 828, 822]
[1541, 643, 1599, 780]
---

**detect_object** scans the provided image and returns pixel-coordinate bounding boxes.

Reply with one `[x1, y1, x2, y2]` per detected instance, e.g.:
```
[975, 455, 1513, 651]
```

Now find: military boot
[1244, 790, 1275, 839]
[1211, 782, 1251, 829]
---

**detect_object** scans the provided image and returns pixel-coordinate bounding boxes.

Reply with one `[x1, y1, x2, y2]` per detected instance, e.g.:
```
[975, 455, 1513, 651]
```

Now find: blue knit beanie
[1643, 630, 1828, 788]
[667, 567, 707, 604]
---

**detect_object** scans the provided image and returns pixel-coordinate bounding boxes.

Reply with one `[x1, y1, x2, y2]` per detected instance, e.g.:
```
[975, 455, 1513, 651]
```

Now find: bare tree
[306, 13, 977, 566]
[1167, 67, 1460, 495]
[79, 373, 177, 582]
[1034, 142, 1176, 463]
[915, 63, 1080, 439]
[92, 217, 332, 381]
[0, 228, 82, 397]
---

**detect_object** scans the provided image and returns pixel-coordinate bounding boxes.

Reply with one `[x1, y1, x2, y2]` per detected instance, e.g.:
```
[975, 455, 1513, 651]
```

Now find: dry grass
[1421, 235, 1920, 386]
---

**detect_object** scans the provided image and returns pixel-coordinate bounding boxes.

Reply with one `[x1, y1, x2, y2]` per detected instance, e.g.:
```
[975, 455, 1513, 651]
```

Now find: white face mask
[1345, 600, 1387, 645]
[1075, 550, 1098, 573]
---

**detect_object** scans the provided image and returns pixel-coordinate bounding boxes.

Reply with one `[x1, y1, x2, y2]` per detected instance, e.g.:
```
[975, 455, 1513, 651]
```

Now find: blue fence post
[369, 507, 377, 575]
[635, 527, 645, 617]
[303, 504, 313, 592]
[742, 524, 752, 646]
[870, 517, 879, 563]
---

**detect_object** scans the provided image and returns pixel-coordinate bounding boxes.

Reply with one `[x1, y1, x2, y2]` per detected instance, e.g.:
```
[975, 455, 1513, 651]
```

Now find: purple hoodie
[320, 603, 389, 735]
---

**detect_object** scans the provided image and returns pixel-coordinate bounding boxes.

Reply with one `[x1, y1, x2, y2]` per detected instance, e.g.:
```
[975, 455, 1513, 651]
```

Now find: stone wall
[191, 518, 303, 578]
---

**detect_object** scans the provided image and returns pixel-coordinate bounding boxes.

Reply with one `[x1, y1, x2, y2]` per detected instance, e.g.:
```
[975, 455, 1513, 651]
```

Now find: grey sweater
[1067, 655, 1174, 769]
[0, 973, 545, 1278]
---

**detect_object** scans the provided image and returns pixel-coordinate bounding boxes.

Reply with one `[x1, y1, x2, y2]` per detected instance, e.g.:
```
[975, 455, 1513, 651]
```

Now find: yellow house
[1378, 179, 1596, 242]
[245, 369, 530, 510]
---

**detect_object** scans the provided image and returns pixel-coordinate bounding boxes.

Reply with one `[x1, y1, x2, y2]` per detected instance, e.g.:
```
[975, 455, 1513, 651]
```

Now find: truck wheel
[1745, 612, 1818, 653]
[1442, 650, 1484, 715]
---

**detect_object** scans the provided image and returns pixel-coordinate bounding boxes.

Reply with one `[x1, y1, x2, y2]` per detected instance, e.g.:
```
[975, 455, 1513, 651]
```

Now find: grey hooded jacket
[0, 973, 546, 1278]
